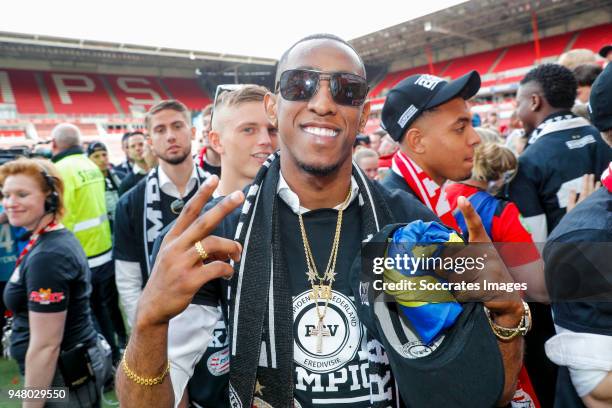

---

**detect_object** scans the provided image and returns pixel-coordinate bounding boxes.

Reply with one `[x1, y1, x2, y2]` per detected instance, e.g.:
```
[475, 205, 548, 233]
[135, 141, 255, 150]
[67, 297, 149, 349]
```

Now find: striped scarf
[391, 151, 459, 231]
[527, 112, 589, 145]
[143, 166, 208, 273]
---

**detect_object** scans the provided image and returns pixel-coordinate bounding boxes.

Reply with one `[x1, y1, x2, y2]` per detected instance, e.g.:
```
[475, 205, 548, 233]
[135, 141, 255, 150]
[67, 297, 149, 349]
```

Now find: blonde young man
[209, 85, 278, 195]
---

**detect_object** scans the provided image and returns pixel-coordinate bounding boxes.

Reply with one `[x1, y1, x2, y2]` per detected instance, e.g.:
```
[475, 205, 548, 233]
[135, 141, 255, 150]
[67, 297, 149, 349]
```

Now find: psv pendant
[309, 284, 332, 300]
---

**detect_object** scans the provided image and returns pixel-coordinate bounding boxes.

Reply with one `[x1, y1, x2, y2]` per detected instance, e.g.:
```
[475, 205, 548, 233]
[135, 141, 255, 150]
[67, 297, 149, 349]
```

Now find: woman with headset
[1, 158, 111, 407]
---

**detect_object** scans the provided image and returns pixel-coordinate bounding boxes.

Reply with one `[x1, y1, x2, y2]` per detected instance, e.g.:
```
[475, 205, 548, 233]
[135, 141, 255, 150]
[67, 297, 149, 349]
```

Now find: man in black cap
[543, 61, 612, 408]
[87, 140, 128, 361]
[87, 141, 123, 229]
[379, 70, 481, 231]
[379, 72, 543, 405]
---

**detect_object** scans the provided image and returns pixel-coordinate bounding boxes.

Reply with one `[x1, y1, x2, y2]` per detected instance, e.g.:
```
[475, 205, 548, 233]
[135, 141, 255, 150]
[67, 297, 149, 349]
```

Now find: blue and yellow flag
[385, 220, 463, 344]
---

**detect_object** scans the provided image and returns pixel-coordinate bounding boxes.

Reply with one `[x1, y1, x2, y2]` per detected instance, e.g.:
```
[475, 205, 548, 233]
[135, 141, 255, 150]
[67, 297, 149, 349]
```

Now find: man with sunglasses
[117, 35, 524, 408]
[113, 100, 211, 329]
[164, 84, 278, 408]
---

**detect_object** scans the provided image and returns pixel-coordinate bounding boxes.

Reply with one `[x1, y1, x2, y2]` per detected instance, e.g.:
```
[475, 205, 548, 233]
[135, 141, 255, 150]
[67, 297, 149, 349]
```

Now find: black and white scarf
[527, 111, 590, 145]
[143, 165, 208, 272]
[227, 152, 396, 408]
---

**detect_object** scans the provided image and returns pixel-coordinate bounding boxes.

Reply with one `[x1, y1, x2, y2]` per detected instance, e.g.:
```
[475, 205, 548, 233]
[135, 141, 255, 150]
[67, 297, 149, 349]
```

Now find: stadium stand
[0, 69, 211, 116]
[2, 70, 47, 114]
[42, 71, 118, 115]
[105, 74, 169, 115]
[160, 77, 212, 110]
[492, 32, 574, 72]
[441, 49, 502, 79]
[370, 23, 611, 98]
[370, 62, 448, 97]
[571, 23, 612, 52]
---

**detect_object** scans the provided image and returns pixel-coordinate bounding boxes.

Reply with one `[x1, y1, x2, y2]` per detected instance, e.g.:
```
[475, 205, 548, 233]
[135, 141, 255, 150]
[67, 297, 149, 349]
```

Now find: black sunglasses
[275, 69, 369, 107]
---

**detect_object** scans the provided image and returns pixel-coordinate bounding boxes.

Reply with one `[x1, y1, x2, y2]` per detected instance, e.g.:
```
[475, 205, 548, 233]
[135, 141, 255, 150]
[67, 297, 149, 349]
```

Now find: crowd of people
[0, 34, 611, 408]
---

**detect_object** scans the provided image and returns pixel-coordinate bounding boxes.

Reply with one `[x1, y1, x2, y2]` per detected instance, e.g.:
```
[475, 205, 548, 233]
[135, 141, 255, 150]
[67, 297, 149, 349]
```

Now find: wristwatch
[483, 301, 532, 341]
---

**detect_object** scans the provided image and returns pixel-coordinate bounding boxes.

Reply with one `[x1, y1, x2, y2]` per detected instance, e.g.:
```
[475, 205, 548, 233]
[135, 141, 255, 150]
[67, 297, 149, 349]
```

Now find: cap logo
[397, 104, 418, 128]
[414, 74, 443, 91]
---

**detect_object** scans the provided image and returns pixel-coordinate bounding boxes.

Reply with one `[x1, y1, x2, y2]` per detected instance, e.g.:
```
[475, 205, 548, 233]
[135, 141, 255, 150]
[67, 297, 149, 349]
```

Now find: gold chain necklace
[297, 187, 352, 353]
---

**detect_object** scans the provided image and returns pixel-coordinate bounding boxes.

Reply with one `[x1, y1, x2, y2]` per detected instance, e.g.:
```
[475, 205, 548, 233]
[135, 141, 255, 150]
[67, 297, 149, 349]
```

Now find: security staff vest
[54, 149, 112, 260]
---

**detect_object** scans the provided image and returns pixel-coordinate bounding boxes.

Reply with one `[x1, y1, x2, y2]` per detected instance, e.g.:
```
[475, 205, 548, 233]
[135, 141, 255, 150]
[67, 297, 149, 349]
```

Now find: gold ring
[194, 241, 208, 262]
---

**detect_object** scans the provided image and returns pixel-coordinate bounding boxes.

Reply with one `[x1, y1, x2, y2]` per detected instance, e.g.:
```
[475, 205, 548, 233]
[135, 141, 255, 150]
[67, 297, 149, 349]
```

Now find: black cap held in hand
[589, 62, 612, 132]
[381, 71, 481, 142]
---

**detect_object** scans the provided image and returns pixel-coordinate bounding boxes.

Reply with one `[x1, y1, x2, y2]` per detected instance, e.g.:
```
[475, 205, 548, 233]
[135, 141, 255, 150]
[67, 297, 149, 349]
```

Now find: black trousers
[89, 261, 126, 362]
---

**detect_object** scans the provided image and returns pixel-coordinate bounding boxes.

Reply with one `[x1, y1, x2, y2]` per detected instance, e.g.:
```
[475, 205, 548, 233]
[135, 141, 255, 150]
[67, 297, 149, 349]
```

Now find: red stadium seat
[493, 32, 573, 72]
[442, 49, 502, 79]
[104, 74, 169, 114]
[371, 62, 447, 97]
[0, 129, 26, 137]
[41, 72, 118, 115]
[1, 70, 48, 114]
[571, 23, 612, 53]
[160, 78, 211, 110]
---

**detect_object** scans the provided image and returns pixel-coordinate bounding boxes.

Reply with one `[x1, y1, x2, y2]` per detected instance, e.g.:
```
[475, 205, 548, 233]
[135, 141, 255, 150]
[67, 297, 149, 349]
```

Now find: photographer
[1, 158, 111, 407]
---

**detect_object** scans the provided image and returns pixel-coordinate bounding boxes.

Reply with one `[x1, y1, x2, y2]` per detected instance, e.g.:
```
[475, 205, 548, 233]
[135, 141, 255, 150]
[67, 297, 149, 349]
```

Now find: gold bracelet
[483, 301, 532, 342]
[121, 355, 170, 386]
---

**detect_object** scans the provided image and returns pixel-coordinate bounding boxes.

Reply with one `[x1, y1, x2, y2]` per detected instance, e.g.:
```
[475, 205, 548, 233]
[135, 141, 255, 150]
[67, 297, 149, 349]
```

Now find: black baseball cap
[351, 223, 504, 407]
[589, 62, 612, 132]
[599, 44, 612, 59]
[381, 71, 481, 141]
[87, 140, 107, 156]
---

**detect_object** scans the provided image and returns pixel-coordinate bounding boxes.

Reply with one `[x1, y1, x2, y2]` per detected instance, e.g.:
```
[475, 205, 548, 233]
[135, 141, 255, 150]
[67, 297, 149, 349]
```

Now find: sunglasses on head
[210, 84, 244, 123]
[275, 69, 369, 107]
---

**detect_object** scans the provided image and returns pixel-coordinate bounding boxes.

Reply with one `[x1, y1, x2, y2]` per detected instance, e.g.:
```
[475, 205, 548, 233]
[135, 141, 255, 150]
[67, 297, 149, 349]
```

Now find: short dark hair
[122, 131, 132, 143]
[145, 100, 191, 131]
[275, 33, 365, 84]
[573, 64, 603, 87]
[520, 64, 577, 109]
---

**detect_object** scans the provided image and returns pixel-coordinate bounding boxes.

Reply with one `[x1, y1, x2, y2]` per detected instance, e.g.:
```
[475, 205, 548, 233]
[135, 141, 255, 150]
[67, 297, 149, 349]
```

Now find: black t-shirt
[186, 182, 437, 406]
[278, 198, 380, 407]
[114, 176, 202, 287]
[509, 117, 611, 233]
[3, 229, 96, 371]
[544, 186, 612, 408]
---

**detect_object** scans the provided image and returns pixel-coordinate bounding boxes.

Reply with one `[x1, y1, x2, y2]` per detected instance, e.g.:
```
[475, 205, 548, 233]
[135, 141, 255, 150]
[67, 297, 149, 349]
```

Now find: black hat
[381, 71, 481, 141]
[599, 44, 612, 59]
[87, 140, 107, 156]
[351, 223, 504, 407]
[589, 62, 612, 132]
